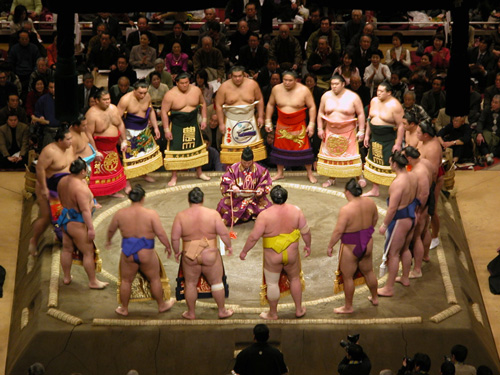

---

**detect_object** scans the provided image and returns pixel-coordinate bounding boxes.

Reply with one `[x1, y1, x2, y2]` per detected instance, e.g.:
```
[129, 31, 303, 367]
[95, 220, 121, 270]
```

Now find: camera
[340, 334, 360, 349]
[403, 356, 415, 371]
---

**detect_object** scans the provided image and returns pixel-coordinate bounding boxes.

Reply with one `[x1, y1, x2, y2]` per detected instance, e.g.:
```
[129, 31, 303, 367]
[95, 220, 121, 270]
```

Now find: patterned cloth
[364, 122, 397, 186]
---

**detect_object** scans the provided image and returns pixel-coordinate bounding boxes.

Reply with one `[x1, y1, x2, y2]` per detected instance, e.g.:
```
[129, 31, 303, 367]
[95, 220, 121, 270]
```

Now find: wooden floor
[0, 169, 499, 374]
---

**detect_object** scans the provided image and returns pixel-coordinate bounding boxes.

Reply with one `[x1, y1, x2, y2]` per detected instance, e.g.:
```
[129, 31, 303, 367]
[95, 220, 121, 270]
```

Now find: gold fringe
[220, 140, 267, 164]
[363, 160, 395, 186]
[100, 268, 119, 283]
[317, 160, 362, 178]
[471, 303, 484, 326]
[21, 308, 29, 330]
[48, 246, 61, 308]
[164, 145, 209, 170]
[47, 308, 83, 326]
[429, 305, 462, 323]
[123, 145, 163, 179]
[436, 243, 458, 304]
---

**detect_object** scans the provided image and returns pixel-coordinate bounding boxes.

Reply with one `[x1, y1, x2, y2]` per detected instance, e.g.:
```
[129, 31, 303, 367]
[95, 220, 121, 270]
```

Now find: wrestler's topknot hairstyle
[175, 72, 191, 82]
[28, 362, 45, 375]
[378, 81, 392, 93]
[72, 113, 86, 127]
[403, 112, 417, 125]
[390, 151, 409, 169]
[94, 87, 109, 100]
[241, 146, 254, 161]
[188, 187, 204, 204]
[129, 184, 146, 202]
[270, 185, 288, 204]
[331, 74, 345, 84]
[345, 178, 362, 197]
[230, 65, 245, 74]
[282, 70, 297, 79]
[69, 157, 87, 174]
[418, 120, 436, 137]
[54, 126, 70, 142]
[253, 324, 270, 343]
[403, 145, 420, 159]
[133, 79, 149, 90]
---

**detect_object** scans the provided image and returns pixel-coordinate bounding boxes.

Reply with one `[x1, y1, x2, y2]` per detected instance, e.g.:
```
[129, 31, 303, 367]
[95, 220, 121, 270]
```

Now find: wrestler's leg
[422, 214, 432, 262]
[357, 175, 367, 188]
[195, 166, 211, 181]
[168, 171, 178, 187]
[29, 184, 51, 256]
[201, 249, 233, 319]
[60, 230, 75, 285]
[358, 239, 378, 306]
[143, 174, 155, 183]
[68, 222, 109, 289]
[305, 164, 317, 184]
[137, 250, 175, 313]
[124, 180, 132, 194]
[272, 165, 285, 181]
[362, 183, 380, 197]
[181, 257, 202, 319]
[282, 248, 306, 318]
[410, 212, 427, 278]
[116, 253, 139, 316]
[378, 219, 412, 297]
[261, 250, 285, 319]
[397, 230, 414, 287]
[334, 245, 358, 314]
[322, 178, 335, 188]
[430, 176, 444, 249]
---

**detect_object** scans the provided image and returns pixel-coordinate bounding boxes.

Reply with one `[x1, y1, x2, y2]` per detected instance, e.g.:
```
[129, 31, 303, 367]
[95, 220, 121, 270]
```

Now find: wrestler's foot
[358, 177, 367, 188]
[89, 280, 109, 289]
[115, 306, 128, 316]
[395, 276, 410, 287]
[28, 239, 38, 257]
[110, 192, 125, 198]
[94, 201, 102, 209]
[322, 178, 335, 188]
[430, 237, 440, 249]
[124, 184, 132, 195]
[409, 270, 422, 279]
[368, 296, 379, 306]
[296, 306, 306, 318]
[377, 286, 393, 297]
[143, 175, 155, 183]
[307, 174, 317, 184]
[423, 257, 431, 263]
[272, 173, 285, 181]
[167, 176, 177, 187]
[63, 275, 72, 285]
[182, 311, 196, 320]
[218, 308, 234, 319]
[159, 298, 175, 313]
[260, 311, 278, 320]
[334, 305, 353, 314]
[362, 188, 379, 197]
[197, 173, 211, 181]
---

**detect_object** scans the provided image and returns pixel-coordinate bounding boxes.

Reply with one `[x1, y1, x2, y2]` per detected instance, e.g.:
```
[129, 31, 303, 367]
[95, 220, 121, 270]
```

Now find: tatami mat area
[0, 170, 499, 374]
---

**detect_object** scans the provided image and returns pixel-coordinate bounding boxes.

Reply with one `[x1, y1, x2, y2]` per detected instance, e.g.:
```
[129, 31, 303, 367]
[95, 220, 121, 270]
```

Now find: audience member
[193, 36, 225, 82]
[347, 74, 371, 108]
[339, 9, 364, 51]
[229, 20, 251, 63]
[483, 72, 500, 111]
[332, 51, 360, 86]
[476, 95, 500, 165]
[363, 49, 391, 97]
[0, 70, 18, 110]
[28, 57, 54, 90]
[338, 343, 371, 375]
[468, 35, 494, 92]
[199, 8, 227, 37]
[409, 52, 436, 104]
[403, 91, 431, 124]
[34, 81, 59, 147]
[351, 34, 373, 78]
[198, 21, 229, 60]
[129, 33, 157, 69]
[451, 344, 476, 375]
[165, 42, 189, 79]
[390, 72, 409, 103]
[424, 34, 450, 73]
[25, 78, 47, 119]
[238, 32, 268, 77]
[0, 111, 29, 169]
[92, 13, 122, 43]
[87, 32, 120, 72]
[269, 24, 302, 72]
[27, 362, 45, 375]
[148, 71, 169, 116]
[348, 23, 380, 52]
[306, 17, 341, 59]
[77, 73, 98, 114]
[299, 6, 321, 50]
[437, 116, 474, 163]
[110, 76, 133, 105]
[86, 23, 118, 60]
[421, 76, 446, 123]
[0, 93, 28, 125]
[442, 361, 456, 375]
[385, 32, 411, 78]
[126, 16, 159, 53]
[243, 2, 261, 33]
[108, 56, 138, 89]
[256, 58, 281, 89]
[146, 59, 173, 89]
[160, 21, 192, 59]
[194, 70, 213, 106]
[307, 36, 340, 89]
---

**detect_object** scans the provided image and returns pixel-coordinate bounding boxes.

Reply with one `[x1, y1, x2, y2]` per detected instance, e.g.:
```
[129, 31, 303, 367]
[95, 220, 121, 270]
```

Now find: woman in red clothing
[423, 34, 450, 74]
[25, 78, 47, 119]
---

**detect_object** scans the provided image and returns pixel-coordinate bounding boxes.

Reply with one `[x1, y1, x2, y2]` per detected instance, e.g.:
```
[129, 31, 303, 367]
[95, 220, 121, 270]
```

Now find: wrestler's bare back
[405, 129, 420, 148]
[369, 97, 403, 125]
[389, 172, 418, 210]
[322, 90, 360, 122]
[258, 204, 306, 238]
[86, 104, 121, 137]
[112, 206, 160, 240]
[271, 83, 310, 113]
[340, 198, 378, 233]
[58, 176, 94, 212]
[218, 78, 260, 106]
[162, 86, 201, 113]
[418, 138, 443, 178]
[174, 206, 222, 241]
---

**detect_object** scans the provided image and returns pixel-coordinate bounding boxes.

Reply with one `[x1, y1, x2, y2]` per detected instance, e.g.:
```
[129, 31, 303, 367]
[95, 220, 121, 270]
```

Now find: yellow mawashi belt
[262, 229, 301, 266]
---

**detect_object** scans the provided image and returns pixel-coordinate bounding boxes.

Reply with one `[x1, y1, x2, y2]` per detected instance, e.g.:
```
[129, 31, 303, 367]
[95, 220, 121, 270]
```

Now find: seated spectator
[256, 58, 281, 89]
[261, 71, 281, 106]
[129, 33, 157, 69]
[441, 361, 456, 375]
[476, 95, 500, 165]
[469, 79, 482, 126]
[229, 20, 250, 63]
[165, 42, 189, 80]
[25, 78, 47, 119]
[409, 52, 436, 104]
[468, 35, 495, 92]
[146, 59, 173, 89]
[423, 34, 450, 73]
[338, 344, 371, 375]
[199, 8, 227, 38]
[148, 71, 169, 116]
[13, 20, 45, 57]
[0, 70, 18, 110]
[385, 32, 411, 79]
[9, 5, 33, 34]
[126, 16, 159, 53]
[33, 80, 59, 148]
[339, 9, 364, 52]
[307, 36, 340, 89]
[0, 111, 29, 169]
[403, 91, 431, 125]
[87, 32, 120, 72]
[306, 17, 341, 59]
[438, 116, 474, 163]
[363, 49, 391, 97]
[46, 32, 57, 70]
[198, 21, 229, 60]
[238, 32, 268, 78]
[243, 2, 261, 33]
[77, 73, 98, 114]
[203, 106, 222, 151]
[224, 0, 248, 23]
[347, 74, 371, 108]
[86, 23, 118, 60]
[268, 24, 302, 72]
[390, 72, 409, 103]
[450, 344, 476, 375]
[0, 93, 28, 125]
[91, 13, 122, 44]
[193, 70, 213, 106]
[110, 76, 133, 105]
[484, 72, 500, 111]
[28, 57, 54, 90]
[108, 56, 138, 89]
[490, 23, 500, 59]
[299, 6, 321, 51]
[332, 51, 360, 86]
[348, 22, 380, 52]
[351, 34, 373, 79]
[160, 21, 192, 59]
[421, 76, 446, 123]
[193, 36, 225, 82]
[201, 133, 224, 171]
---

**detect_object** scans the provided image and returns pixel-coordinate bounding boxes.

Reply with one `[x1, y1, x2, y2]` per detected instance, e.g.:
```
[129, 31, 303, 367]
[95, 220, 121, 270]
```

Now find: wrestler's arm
[106, 212, 120, 248]
[380, 184, 403, 235]
[297, 209, 312, 257]
[354, 95, 366, 141]
[114, 107, 128, 151]
[214, 213, 232, 255]
[151, 210, 171, 257]
[416, 173, 430, 210]
[254, 82, 265, 128]
[304, 87, 317, 138]
[35, 149, 52, 200]
[85, 112, 102, 161]
[147, 96, 160, 139]
[116, 95, 127, 118]
[371, 201, 379, 228]
[240, 214, 266, 260]
[317, 95, 326, 140]
[214, 85, 226, 134]
[77, 187, 95, 241]
[160, 92, 173, 141]
[265, 88, 277, 132]
[171, 214, 182, 263]
[393, 103, 405, 152]
[327, 206, 347, 257]
[364, 117, 371, 149]
[199, 89, 207, 130]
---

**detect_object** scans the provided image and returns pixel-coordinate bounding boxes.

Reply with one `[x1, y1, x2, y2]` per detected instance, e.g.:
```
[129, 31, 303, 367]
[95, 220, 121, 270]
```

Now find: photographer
[398, 353, 431, 375]
[338, 343, 371, 375]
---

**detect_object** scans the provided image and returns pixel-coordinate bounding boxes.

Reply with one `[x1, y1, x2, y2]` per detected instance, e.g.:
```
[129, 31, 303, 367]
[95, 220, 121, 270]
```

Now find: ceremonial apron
[364, 123, 397, 186]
